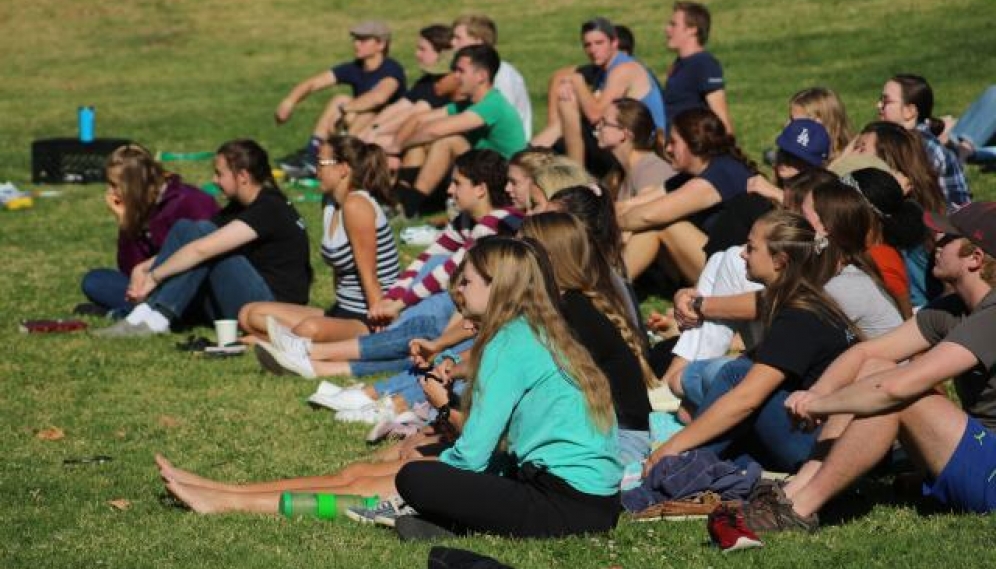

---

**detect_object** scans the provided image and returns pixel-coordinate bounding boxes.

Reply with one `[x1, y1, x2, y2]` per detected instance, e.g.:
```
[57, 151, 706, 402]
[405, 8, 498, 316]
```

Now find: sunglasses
[935, 234, 962, 248]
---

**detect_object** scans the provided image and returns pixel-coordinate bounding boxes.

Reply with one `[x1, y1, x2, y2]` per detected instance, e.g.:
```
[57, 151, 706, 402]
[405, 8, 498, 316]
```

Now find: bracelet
[433, 349, 462, 367]
[436, 403, 451, 422]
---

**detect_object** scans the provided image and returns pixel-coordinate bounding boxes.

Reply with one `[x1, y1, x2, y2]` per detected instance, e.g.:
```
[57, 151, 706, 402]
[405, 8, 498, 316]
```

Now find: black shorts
[324, 304, 370, 328]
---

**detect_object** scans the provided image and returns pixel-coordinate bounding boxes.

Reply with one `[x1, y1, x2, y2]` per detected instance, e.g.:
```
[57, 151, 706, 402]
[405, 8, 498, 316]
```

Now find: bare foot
[155, 454, 227, 490]
[165, 480, 229, 514]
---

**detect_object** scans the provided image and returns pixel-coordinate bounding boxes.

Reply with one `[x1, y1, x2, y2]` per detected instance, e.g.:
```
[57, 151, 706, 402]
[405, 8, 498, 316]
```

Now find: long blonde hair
[520, 213, 656, 387]
[464, 237, 616, 432]
[790, 87, 853, 160]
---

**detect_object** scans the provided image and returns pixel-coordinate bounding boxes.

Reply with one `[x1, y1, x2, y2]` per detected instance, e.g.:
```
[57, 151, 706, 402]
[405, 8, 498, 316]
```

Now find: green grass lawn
[3, 0, 996, 567]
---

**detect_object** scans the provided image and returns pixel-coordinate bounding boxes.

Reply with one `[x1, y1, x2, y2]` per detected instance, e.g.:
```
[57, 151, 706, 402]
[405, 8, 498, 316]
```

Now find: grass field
[3, 0, 996, 567]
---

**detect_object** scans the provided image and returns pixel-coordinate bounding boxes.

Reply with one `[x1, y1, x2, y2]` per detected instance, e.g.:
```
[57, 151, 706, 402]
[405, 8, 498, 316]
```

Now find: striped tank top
[320, 191, 400, 314]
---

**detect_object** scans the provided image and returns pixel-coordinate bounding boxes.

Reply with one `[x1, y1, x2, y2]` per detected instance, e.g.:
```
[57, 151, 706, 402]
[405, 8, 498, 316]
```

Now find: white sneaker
[399, 225, 440, 246]
[254, 341, 316, 379]
[266, 316, 311, 358]
[307, 381, 345, 409]
[335, 399, 395, 424]
[325, 387, 376, 412]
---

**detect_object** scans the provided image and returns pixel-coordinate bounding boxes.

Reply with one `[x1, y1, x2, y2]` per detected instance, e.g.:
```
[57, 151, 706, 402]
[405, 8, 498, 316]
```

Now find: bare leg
[158, 454, 407, 493]
[315, 95, 354, 138]
[238, 302, 325, 341]
[787, 358, 897, 494]
[294, 315, 368, 343]
[311, 359, 353, 377]
[622, 230, 662, 280]
[658, 221, 708, 284]
[413, 136, 471, 196]
[308, 337, 363, 361]
[347, 111, 377, 135]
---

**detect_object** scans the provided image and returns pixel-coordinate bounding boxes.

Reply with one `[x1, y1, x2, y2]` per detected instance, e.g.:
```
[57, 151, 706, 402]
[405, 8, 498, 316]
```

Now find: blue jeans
[81, 268, 132, 316]
[950, 85, 996, 150]
[681, 356, 735, 408]
[618, 429, 651, 465]
[695, 357, 818, 472]
[372, 338, 474, 405]
[148, 220, 274, 323]
[348, 254, 456, 377]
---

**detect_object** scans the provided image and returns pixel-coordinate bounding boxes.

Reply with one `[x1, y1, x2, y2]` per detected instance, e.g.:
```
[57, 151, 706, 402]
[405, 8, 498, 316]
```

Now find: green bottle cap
[362, 495, 380, 509]
[278, 491, 293, 517]
[315, 494, 337, 520]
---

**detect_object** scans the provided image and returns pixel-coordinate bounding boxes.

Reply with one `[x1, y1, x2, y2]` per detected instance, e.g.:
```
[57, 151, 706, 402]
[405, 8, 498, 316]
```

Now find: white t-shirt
[495, 61, 532, 140]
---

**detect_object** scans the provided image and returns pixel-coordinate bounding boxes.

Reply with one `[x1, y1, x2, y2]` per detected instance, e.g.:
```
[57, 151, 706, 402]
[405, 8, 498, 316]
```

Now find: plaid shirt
[917, 123, 971, 209]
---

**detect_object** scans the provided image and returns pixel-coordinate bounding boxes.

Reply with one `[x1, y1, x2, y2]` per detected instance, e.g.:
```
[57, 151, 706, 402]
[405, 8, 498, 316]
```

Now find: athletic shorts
[923, 416, 996, 513]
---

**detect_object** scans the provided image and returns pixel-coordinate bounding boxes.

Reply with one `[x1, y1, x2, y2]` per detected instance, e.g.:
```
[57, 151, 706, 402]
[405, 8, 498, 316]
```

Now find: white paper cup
[214, 319, 239, 347]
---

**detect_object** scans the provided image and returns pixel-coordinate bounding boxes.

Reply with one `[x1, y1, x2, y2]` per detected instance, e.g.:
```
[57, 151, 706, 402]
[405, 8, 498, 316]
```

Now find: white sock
[142, 309, 171, 333]
[125, 303, 152, 325]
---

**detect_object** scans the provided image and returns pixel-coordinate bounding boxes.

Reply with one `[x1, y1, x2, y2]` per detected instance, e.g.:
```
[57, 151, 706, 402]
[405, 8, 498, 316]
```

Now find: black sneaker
[278, 149, 316, 179]
[395, 515, 456, 541]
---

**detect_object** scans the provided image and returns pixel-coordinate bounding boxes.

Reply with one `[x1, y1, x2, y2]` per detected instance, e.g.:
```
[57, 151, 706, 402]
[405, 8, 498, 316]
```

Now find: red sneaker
[707, 504, 764, 552]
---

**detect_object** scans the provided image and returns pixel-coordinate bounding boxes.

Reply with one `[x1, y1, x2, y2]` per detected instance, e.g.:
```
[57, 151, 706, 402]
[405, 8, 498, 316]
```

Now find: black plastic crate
[32, 138, 131, 184]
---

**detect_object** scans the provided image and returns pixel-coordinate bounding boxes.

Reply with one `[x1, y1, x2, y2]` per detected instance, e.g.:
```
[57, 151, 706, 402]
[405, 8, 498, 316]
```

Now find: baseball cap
[350, 20, 391, 40]
[923, 202, 996, 257]
[776, 119, 830, 167]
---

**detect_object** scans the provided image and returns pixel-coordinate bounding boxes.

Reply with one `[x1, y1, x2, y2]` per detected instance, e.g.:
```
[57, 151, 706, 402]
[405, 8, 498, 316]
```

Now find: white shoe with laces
[266, 316, 312, 358]
[335, 399, 395, 425]
[325, 387, 376, 412]
[254, 341, 317, 379]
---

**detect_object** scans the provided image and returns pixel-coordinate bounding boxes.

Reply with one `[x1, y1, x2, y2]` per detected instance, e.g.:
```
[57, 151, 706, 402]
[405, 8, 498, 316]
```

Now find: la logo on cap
[796, 128, 810, 148]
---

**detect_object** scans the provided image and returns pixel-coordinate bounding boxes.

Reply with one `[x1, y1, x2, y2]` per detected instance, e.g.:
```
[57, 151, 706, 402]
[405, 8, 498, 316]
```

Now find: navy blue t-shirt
[404, 73, 449, 108]
[689, 154, 751, 235]
[664, 51, 724, 126]
[331, 58, 407, 104]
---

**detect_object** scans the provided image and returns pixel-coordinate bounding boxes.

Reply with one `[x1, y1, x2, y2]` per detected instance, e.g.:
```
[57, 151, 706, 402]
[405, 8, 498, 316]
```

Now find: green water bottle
[278, 492, 379, 520]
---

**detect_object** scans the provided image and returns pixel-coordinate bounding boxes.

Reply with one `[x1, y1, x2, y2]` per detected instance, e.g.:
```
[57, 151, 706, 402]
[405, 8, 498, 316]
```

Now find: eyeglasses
[317, 158, 338, 168]
[878, 94, 899, 107]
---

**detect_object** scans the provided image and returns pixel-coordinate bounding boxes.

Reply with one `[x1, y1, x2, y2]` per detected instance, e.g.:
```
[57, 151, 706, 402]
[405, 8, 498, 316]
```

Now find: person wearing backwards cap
[735, 201, 996, 533]
[275, 20, 407, 178]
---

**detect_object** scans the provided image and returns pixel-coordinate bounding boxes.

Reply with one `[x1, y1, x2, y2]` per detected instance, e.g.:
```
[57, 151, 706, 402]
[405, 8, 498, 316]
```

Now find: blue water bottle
[78, 106, 95, 143]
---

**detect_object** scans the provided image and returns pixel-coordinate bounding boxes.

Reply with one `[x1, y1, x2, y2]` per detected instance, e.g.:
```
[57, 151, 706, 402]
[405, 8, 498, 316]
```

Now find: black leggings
[395, 461, 620, 538]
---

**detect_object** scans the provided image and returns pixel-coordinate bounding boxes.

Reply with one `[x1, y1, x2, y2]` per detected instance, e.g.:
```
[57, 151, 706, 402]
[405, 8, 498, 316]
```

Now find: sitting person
[617, 108, 759, 284]
[388, 45, 527, 217]
[597, 97, 676, 202]
[644, 210, 861, 475]
[357, 24, 457, 149]
[848, 121, 948, 307]
[450, 14, 532, 140]
[547, 18, 666, 177]
[876, 74, 970, 208]
[276, 21, 406, 177]
[746, 202, 996, 532]
[95, 140, 311, 337]
[239, 136, 400, 343]
[253, 149, 521, 379]
[944, 84, 996, 162]
[79, 144, 218, 318]
[662, 2, 732, 133]
[747, 118, 832, 206]
[394, 237, 623, 539]
[533, 25, 635, 148]
[788, 87, 853, 162]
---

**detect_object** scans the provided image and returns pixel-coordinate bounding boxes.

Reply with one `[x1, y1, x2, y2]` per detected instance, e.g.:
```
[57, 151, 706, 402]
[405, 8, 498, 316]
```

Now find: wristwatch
[691, 295, 705, 318]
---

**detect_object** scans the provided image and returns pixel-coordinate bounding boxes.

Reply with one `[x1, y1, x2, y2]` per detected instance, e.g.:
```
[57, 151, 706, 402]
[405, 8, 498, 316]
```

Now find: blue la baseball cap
[776, 118, 830, 167]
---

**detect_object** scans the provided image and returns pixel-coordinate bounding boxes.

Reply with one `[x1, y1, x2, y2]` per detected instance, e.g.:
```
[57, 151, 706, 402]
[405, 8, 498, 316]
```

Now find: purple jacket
[116, 176, 219, 274]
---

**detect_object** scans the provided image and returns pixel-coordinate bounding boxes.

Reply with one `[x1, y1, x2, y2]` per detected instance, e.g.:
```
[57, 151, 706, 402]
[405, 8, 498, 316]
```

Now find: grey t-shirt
[916, 289, 996, 430]
[618, 154, 675, 202]
[824, 265, 903, 339]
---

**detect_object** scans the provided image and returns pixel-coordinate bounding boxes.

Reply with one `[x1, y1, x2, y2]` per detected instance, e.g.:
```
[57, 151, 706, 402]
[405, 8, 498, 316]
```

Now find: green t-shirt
[440, 317, 622, 496]
[447, 89, 527, 158]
